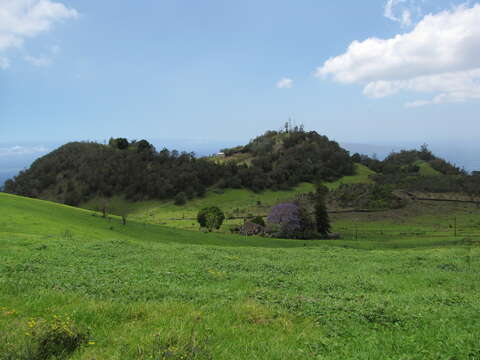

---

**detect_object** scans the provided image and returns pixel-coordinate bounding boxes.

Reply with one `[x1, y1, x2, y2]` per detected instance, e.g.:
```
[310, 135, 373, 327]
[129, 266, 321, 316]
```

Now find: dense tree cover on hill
[353, 145, 465, 177]
[5, 128, 477, 207]
[330, 183, 406, 210]
[220, 127, 355, 191]
[350, 145, 480, 196]
[4, 129, 356, 204]
[396, 174, 480, 196]
[4, 140, 221, 205]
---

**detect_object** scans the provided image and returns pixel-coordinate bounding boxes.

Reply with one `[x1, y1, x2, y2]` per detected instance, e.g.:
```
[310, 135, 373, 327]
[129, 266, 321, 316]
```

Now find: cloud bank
[0, 0, 78, 67]
[0, 145, 49, 157]
[317, 4, 480, 107]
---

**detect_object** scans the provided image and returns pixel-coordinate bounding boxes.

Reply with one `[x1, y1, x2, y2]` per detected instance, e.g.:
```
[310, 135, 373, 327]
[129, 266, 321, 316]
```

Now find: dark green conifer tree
[314, 185, 331, 237]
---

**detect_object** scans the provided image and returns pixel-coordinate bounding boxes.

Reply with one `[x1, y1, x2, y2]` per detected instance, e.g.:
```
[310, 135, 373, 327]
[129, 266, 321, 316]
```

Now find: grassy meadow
[81, 164, 375, 233]
[1, 192, 480, 359]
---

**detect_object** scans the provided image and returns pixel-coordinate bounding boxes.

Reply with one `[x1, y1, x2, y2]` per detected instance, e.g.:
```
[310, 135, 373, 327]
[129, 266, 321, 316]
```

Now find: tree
[298, 204, 315, 238]
[197, 206, 225, 232]
[109, 137, 129, 150]
[101, 199, 108, 218]
[314, 186, 331, 238]
[351, 153, 362, 163]
[108, 198, 131, 225]
[314, 183, 329, 199]
[462, 174, 480, 208]
[136, 139, 154, 153]
[267, 202, 302, 237]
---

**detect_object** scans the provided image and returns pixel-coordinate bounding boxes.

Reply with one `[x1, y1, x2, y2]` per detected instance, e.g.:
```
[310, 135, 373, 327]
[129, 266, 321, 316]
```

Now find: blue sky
[0, 0, 479, 147]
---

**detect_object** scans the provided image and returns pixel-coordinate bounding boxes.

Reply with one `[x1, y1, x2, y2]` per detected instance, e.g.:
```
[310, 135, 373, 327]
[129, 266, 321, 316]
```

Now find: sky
[0, 0, 479, 163]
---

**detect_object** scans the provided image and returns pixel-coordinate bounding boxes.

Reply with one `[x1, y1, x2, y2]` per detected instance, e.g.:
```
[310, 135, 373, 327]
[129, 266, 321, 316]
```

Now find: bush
[174, 192, 187, 206]
[34, 317, 88, 360]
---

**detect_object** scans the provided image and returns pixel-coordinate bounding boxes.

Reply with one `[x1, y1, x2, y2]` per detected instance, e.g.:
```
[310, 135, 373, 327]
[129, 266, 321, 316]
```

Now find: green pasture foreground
[1, 193, 480, 359]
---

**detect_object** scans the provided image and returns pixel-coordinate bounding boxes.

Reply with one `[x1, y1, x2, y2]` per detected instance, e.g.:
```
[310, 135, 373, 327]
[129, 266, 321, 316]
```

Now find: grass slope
[83, 164, 375, 232]
[1, 193, 480, 359]
[415, 160, 442, 176]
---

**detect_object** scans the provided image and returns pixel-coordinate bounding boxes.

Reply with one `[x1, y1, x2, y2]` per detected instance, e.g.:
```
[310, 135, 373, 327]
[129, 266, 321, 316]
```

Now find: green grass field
[1, 192, 480, 359]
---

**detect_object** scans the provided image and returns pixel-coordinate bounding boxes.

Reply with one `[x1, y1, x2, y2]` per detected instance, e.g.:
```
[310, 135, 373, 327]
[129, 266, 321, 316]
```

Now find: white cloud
[317, 4, 480, 107]
[384, 0, 413, 27]
[0, 0, 77, 68]
[276, 78, 293, 89]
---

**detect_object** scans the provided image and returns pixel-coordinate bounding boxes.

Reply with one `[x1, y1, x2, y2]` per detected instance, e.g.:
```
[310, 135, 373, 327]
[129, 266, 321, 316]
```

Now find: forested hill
[4, 141, 221, 205]
[219, 127, 355, 189]
[4, 128, 355, 205]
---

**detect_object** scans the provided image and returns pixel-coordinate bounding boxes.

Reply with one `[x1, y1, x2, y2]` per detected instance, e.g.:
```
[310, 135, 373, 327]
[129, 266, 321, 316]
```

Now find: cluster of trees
[196, 184, 331, 240]
[401, 174, 480, 196]
[330, 183, 406, 210]
[265, 184, 331, 239]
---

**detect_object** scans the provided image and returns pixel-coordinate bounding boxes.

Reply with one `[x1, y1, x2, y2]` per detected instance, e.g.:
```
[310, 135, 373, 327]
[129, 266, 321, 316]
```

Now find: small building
[240, 221, 265, 236]
[216, 152, 226, 158]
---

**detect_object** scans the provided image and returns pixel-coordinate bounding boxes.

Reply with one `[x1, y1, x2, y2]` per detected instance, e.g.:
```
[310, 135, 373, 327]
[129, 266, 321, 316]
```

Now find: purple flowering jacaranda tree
[267, 202, 302, 236]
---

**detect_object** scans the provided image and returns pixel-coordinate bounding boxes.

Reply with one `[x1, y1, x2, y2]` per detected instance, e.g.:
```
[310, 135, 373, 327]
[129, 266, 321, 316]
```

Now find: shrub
[174, 192, 187, 206]
[0, 316, 88, 360]
[33, 316, 88, 360]
[250, 216, 266, 227]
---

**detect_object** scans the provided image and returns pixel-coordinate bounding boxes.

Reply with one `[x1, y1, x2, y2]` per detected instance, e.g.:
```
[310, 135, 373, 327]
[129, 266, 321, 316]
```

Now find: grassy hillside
[414, 160, 442, 176]
[83, 164, 375, 231]
[324, 163, 375, 188]
[1, 193, 480, 359]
